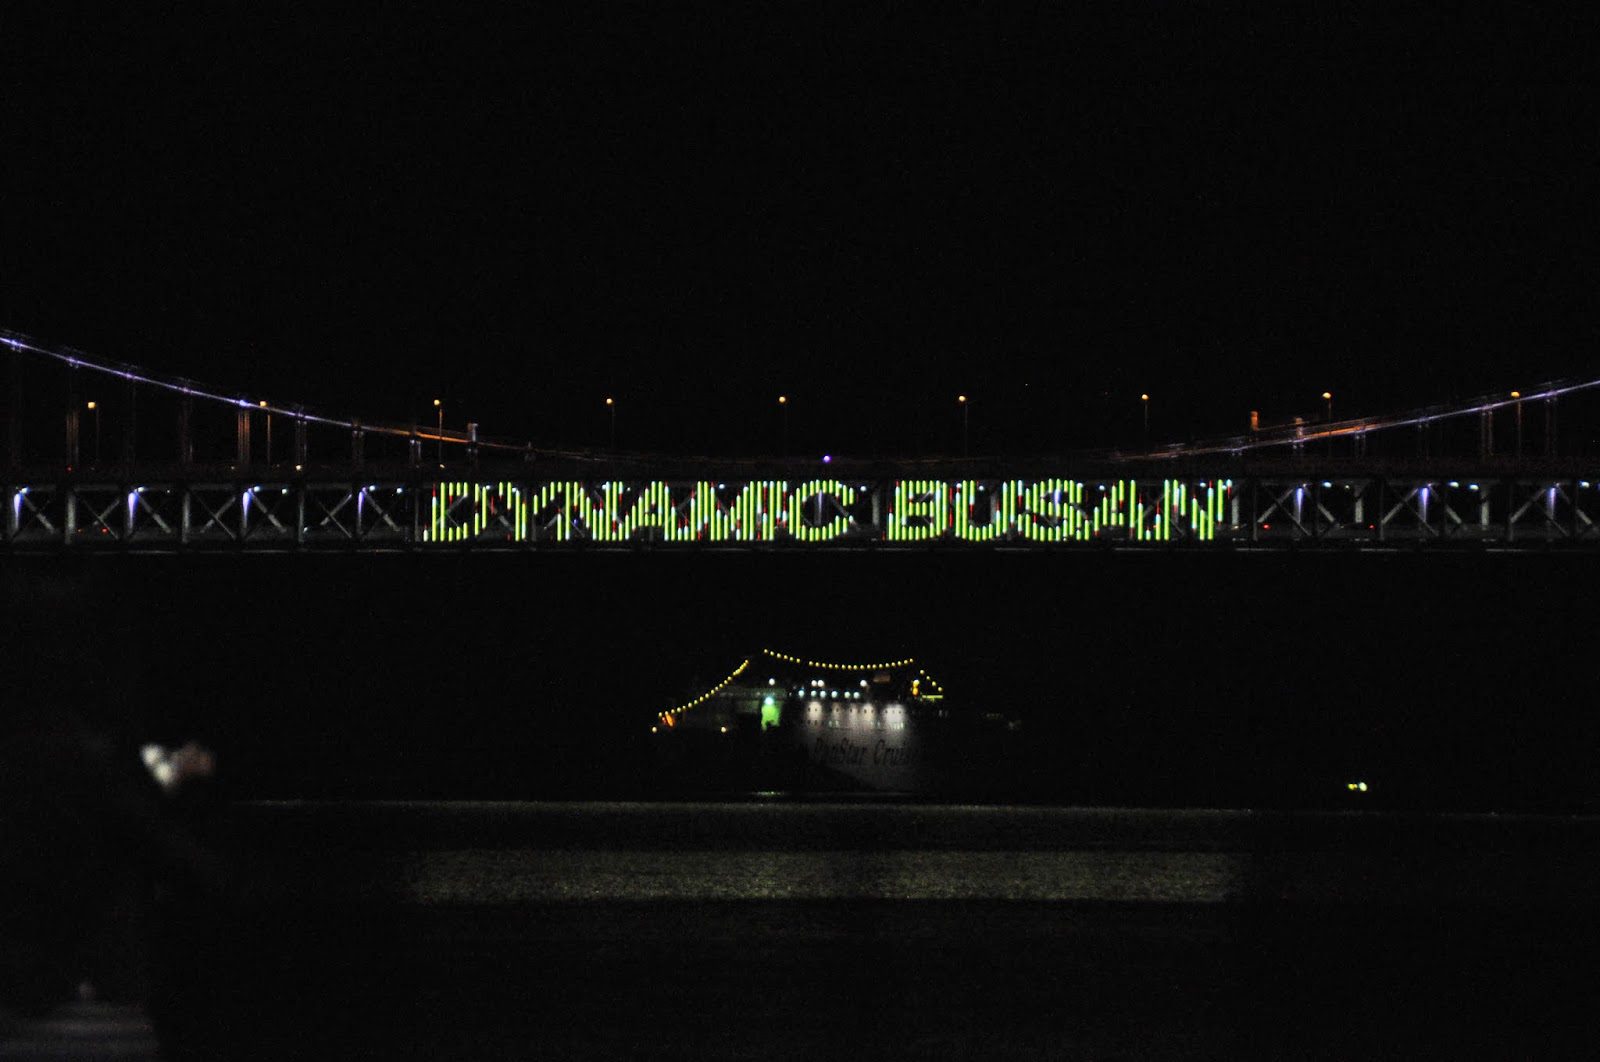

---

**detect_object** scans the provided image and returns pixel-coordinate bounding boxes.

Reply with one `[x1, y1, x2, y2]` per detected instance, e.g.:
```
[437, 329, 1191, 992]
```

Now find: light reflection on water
[397, 849, 1243, 904]
[244, 799, 1600, 909]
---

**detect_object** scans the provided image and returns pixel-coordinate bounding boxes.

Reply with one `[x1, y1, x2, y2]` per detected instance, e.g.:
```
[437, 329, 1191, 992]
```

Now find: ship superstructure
[653, 649, 1012, 793]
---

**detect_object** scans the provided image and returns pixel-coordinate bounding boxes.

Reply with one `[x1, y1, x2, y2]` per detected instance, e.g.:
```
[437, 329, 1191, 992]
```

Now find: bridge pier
[178, 392, 194, 468]
[64, 367, 80, 471]
[236, 407, 252, 468]
[294, 411, 308, 468]
[5, 347, 19, 472]
[121, 378, 137, 473]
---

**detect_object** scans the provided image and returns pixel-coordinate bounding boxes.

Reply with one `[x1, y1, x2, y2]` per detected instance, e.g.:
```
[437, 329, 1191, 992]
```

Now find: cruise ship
[650, 649, 1020, 795]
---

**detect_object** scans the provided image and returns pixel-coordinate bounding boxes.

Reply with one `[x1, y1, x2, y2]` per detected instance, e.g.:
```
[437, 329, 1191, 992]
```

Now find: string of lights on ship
[655, 649, 942, 727]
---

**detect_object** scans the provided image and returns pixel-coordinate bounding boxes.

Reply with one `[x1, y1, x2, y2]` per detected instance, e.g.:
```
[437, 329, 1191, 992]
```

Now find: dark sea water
[8, 554, 1600, 1055]
[154, 800, 1600, 1060]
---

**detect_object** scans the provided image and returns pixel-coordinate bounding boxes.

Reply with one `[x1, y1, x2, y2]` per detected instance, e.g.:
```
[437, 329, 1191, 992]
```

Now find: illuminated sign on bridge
[424, 478, 1230, 545]
[7, 472, 1600, 550]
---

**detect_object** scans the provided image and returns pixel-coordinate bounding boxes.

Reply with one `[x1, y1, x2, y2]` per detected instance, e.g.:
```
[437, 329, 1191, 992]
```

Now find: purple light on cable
[822, 454, 832, 464]
[127, 491, 137, 523]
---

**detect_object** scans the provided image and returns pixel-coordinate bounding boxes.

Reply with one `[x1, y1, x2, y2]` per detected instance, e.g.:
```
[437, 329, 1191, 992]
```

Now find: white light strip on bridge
[1, 331, 532, 452]
[10, 329, 1600, 465]
[1122, 378, 1600, 461]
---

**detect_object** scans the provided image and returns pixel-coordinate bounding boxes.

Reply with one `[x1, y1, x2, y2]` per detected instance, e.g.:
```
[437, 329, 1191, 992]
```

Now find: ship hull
[653, 711, 1016, 797]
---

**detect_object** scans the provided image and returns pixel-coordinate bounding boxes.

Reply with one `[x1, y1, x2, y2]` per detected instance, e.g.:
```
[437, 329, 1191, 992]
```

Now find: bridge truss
[6, 465, 1600, 551]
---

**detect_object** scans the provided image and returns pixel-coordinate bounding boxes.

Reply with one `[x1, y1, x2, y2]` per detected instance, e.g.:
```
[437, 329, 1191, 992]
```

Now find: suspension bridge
[5, 330, 1600, 552]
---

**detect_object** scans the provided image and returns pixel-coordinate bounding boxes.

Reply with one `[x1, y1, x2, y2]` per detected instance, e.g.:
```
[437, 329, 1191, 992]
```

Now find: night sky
[5, 6, 1596, 457]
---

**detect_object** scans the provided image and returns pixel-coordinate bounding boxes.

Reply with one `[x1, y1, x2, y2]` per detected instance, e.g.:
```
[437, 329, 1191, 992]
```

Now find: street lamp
[605, 397, 616, 450]
[1140, 394, 1150, 440]
[86, 401, 99, 466]
[1511, 390, 1523, 458]
[957, 395, 969, 457]
[778, 395, 789, 455]
[1321, 391, 1332, 421]
[259, 399, 271, 465]
[433, 398, 443, 465]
